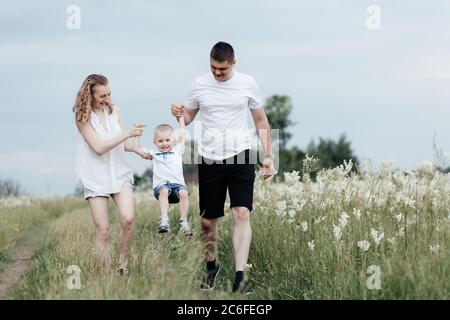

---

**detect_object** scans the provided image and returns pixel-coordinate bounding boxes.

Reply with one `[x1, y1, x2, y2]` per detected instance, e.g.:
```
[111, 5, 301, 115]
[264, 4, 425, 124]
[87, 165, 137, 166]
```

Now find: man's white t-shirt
[185, 71, 263, 161]
[143, 144, 186, 189]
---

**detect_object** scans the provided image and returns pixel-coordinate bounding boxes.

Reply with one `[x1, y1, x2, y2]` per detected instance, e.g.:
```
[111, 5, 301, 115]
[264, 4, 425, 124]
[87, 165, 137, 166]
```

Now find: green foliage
[265, 95, 358, 178]
[278, 146, 305, 176]
[264, 95, 295, 149]
[306, 134, 358, 172]
[133, 168, 153, 192]
[433, 134, 450, 173]
[0, 178, 23, 197]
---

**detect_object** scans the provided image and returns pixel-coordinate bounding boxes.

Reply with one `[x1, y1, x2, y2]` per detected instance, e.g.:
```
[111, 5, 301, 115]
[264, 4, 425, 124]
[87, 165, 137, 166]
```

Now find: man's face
[210, 59, 235, 81]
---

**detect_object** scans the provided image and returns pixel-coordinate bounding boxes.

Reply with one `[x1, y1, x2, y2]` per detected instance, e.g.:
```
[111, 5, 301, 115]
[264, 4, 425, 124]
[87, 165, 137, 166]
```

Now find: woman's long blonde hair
[73, 74, 112, 123]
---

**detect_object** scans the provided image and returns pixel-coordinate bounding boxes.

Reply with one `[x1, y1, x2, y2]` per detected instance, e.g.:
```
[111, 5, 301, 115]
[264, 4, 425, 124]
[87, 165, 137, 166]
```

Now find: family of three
[73, 42, 274, 294]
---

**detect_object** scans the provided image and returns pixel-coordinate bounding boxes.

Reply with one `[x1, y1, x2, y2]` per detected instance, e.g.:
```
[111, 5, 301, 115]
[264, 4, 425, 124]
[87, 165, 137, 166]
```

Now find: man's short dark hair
[210, 42, 235, 63]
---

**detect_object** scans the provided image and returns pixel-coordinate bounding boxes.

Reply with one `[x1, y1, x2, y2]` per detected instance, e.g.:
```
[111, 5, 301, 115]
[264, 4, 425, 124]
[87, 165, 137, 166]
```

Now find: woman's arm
[76, 119, 140, 156]
[114, 105, 143, 152]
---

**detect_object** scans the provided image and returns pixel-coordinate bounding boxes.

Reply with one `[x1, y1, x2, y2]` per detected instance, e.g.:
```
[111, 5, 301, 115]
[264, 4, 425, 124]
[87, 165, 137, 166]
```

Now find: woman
[73, 74, 143, 274]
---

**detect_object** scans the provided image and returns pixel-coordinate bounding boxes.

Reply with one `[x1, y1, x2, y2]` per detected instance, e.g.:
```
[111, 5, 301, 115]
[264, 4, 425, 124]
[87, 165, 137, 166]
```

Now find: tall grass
[0, 197, 84, 250]
[8, 159, 450, 299]
[12, 189, 241, 299]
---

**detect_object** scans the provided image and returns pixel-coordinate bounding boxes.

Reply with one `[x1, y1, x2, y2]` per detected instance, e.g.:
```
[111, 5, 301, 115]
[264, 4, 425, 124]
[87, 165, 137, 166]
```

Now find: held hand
[133, 122, 146, 129]
[128, 127, 143, 138]
[142, 152, 153, 160]
[261, 158, 275, 180]
[171, 103, 184, 118]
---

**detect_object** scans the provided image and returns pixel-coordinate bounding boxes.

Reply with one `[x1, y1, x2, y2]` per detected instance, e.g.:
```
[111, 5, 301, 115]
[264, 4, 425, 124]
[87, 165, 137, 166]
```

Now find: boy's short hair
[154, 124, 173, 136]
[210, 41, 235, 63]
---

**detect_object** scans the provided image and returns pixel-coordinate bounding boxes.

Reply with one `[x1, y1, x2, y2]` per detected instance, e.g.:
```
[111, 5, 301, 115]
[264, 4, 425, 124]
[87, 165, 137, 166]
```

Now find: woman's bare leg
[112, 185, 135, 268]
[87, 196, 112, 273]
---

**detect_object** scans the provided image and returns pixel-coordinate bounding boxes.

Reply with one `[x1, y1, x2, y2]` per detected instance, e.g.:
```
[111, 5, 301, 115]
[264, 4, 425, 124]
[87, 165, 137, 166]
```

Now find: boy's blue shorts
[153, 182, 188, 204]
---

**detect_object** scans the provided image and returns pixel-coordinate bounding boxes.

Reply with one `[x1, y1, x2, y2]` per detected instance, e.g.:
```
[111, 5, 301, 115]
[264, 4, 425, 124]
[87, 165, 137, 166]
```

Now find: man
[171, 41, 274, 294]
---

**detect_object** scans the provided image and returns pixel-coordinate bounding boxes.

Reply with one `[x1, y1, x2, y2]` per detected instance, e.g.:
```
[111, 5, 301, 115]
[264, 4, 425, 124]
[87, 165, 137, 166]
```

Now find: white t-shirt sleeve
[185, 80, 199, 109]
[248, 77, 263, 109]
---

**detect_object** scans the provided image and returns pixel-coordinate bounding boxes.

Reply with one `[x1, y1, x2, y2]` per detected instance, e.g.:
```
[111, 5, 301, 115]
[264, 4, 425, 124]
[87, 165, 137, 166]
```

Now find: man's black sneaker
[200, 263, 220, 291]
[232, 280, 254, 295]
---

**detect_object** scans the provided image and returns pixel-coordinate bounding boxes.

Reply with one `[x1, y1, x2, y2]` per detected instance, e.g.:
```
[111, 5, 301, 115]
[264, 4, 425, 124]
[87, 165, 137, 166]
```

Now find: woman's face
[91, 84, 111, 109]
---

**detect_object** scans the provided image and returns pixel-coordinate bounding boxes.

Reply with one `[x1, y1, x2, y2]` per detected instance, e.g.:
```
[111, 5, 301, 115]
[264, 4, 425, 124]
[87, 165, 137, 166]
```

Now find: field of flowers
[2, 158, 450, 299]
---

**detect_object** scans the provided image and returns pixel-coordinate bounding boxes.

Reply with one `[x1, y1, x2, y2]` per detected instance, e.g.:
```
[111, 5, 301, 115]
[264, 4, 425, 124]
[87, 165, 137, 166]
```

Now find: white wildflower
[429, 244, 440, 254]
[370, 228, 384, 246]
[357, 240, 371, 252]
[314, 216, 327, 225]
[333, 224, 342, 241]
[292, 199, 307, 211]
[352, 208, 362, 220]
[307, 240, 315, 251]
[397, 226, 405, 239]
[275, 201, 287, 216]
[339, 212, 350, 228]
[284, 170, 301, 185]
[403, 196, 416, 209]
[417, 160, 435, 175]
[300, 221, 308, 232]
[387, 237, 397, 245]
[288, 209, 296, 220]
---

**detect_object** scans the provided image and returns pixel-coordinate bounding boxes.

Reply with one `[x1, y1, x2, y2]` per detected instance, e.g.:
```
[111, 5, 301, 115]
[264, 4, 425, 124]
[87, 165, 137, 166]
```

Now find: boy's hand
[142, 152, 153, 160]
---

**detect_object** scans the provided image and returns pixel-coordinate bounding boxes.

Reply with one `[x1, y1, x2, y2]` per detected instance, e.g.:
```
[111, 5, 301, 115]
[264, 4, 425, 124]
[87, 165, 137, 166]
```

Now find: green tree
[264, 95, 295, 149]
[0, 178, 23, 197]
[306, 134, 359, 171]
[279, 146, 306, 175]
[263, 94, 359, 177]
[133, 168, 153, 192]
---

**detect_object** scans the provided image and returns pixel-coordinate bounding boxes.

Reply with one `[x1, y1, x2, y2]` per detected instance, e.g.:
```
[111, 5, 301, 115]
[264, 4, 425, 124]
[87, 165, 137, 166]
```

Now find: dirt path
[0, 228, 44, 299]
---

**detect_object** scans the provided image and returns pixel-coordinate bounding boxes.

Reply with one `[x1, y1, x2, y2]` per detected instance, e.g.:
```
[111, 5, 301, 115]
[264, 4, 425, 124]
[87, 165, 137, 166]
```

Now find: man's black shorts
[198, 149, 256, 219]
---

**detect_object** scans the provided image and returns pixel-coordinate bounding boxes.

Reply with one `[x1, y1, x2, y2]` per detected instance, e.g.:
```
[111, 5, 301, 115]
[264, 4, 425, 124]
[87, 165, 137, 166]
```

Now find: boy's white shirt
[142, 142, 186, 189]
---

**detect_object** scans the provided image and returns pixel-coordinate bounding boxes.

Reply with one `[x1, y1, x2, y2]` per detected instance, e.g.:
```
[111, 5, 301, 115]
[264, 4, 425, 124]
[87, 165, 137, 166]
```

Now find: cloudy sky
[1, 0, 450, 196]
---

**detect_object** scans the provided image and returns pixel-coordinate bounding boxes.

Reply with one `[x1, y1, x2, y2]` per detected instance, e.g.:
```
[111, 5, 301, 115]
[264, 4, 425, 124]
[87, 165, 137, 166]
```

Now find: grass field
[1, 159, 450, 299]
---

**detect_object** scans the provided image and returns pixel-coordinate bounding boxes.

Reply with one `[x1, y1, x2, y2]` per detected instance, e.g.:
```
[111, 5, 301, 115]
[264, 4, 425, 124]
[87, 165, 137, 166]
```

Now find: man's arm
[251, 108, 274, 179]
[251, 108, 273, 156]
